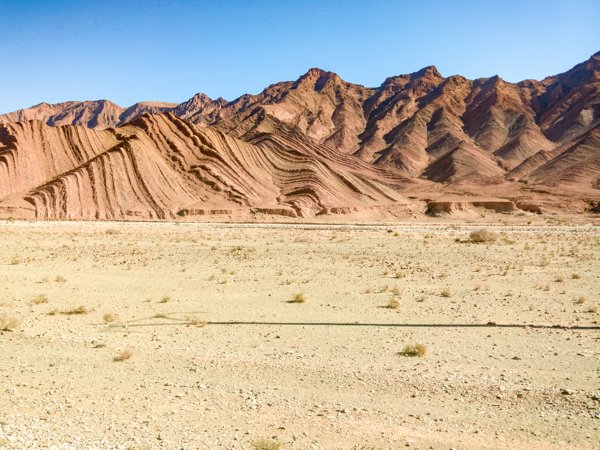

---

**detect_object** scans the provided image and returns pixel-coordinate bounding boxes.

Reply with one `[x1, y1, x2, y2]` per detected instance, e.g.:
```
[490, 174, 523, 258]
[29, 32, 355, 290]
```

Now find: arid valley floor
[0, 221, 599, 449]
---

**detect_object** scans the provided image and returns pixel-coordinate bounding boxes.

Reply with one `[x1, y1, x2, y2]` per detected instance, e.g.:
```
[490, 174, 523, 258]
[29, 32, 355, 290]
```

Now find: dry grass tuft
[0, 314, 19, 331]
[586, 306, 598, 314]
[289, 292, 306, 303]
[186, 315, 207, 327]
[31, 294, 49, 305]
[103, 313, 118, 323]
[574, 296, 586, 304]
[252, 439, 281, 450]
[571, 273, 581, 279]
[399, 343, 427, 357]
[468, 229, 498, 243]
[152, 313, 168, 319]
[440, 289, 452, 298]
[55, 275, 67, 283]
[158, 295, 171, 303]
[63, 305, 88, 315]
[113, 349, 133, 362]
[386, 297, 400, 309]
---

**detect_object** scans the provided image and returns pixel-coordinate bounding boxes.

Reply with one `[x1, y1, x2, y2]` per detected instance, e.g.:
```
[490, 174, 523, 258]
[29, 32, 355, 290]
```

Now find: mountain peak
[294, 67, 342, 91]
[412, 65, 443, 80]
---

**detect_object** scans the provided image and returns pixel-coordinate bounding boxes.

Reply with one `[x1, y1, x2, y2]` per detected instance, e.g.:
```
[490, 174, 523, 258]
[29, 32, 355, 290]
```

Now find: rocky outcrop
[0, 114, 412, 220]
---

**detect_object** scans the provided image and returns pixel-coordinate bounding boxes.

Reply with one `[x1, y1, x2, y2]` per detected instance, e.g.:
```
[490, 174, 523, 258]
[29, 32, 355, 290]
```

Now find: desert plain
[0, 219, 599, 449]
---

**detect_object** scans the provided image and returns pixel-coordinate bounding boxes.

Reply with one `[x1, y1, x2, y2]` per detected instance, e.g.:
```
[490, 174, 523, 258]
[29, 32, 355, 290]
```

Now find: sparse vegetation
[31, 294, 49, 305]
[63, 305, 88, 315]
[152, 313, 168, 319]
[386, 297, 400, 309]
[159, 295, 171, 303]
[252, 439, 281, 450]
[103, 313, 118, 323]
[586, 306, 598, 314]
[55, 275, 67, 283]
[0, 314, 19, 331]
[186, 315, 207, 327]
[399, 343, 427, 357]
[289, 292, 306, 303]
[468, 229, 498, 243]
[440, 289, 452, 298]
[571, 273, 581, 279]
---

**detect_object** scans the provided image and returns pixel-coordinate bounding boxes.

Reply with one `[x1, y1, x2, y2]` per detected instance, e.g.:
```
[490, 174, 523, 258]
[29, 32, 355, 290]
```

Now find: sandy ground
[0, 221, 599, 449]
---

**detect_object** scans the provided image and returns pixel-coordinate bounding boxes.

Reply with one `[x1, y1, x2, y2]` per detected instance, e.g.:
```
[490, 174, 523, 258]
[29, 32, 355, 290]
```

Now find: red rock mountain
[0, 52, 598, 219]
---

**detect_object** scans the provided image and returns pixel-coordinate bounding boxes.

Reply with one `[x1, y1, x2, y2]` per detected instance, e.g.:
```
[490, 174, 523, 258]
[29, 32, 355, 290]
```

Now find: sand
[0, 221, 598, 449]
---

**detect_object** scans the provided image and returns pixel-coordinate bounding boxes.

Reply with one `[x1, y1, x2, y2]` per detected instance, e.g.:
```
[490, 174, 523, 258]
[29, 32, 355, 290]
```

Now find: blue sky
[0, 0, 599, 113]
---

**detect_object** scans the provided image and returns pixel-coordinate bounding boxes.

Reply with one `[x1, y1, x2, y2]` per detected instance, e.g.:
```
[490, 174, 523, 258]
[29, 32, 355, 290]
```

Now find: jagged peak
[176, 92, 219, 111]
[411, 65, 443, 80]
[188, 92, 214, 103]
[302, 67, 334, 78]
[294, 67, 342, 90]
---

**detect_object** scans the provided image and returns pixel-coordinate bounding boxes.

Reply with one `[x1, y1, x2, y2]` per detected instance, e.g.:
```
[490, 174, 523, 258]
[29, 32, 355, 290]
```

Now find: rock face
[0, 52, 598, 219]
[0, 114, 414, 219]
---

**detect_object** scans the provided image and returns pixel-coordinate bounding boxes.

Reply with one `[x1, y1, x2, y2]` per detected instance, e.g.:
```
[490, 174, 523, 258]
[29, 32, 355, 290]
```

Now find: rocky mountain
[0, 52, 598, 220]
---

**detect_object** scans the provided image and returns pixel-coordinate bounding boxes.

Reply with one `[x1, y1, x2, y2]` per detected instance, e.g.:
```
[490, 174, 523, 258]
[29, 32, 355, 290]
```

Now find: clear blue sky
[1, 0, 599, 113]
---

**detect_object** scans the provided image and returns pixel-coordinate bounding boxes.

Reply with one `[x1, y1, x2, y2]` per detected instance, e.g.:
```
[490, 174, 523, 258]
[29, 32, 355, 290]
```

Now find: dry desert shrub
[152, 313, 168, 319]
[571, 273, 581, 279]
[31, 294, 49, 305]
[440, 289, 452, 298]
[587, 306, 598, 314]
[63, 305, 88, 315]
[113, 349, 133, 362]
[400, 343, 427, 357]
[252, 439, 281, 450]
[386, 297, 400, 309]
[468, 229, 498, 243]
[575, 296, 586, 304]
[103, 313, 118, 323]
[0, 314, 19, 331]
[9, 257, 21, 265]
[186, 315, 207, 327]
[289, 292, 306, 303]
[55, 275, 67, 283]
[158, 295, 171, 303]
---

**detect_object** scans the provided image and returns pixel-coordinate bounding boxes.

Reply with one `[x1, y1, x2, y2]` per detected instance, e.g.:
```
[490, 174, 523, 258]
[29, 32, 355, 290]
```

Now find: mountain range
[0, 52, 598, 220]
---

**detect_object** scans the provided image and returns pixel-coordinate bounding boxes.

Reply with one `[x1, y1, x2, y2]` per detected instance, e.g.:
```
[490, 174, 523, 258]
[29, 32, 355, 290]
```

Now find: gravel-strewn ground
[0, 222, 598, 449]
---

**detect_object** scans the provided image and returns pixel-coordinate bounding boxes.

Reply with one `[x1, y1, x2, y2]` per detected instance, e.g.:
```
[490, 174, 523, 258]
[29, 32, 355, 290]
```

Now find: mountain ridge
[0, 52, 598, 220]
